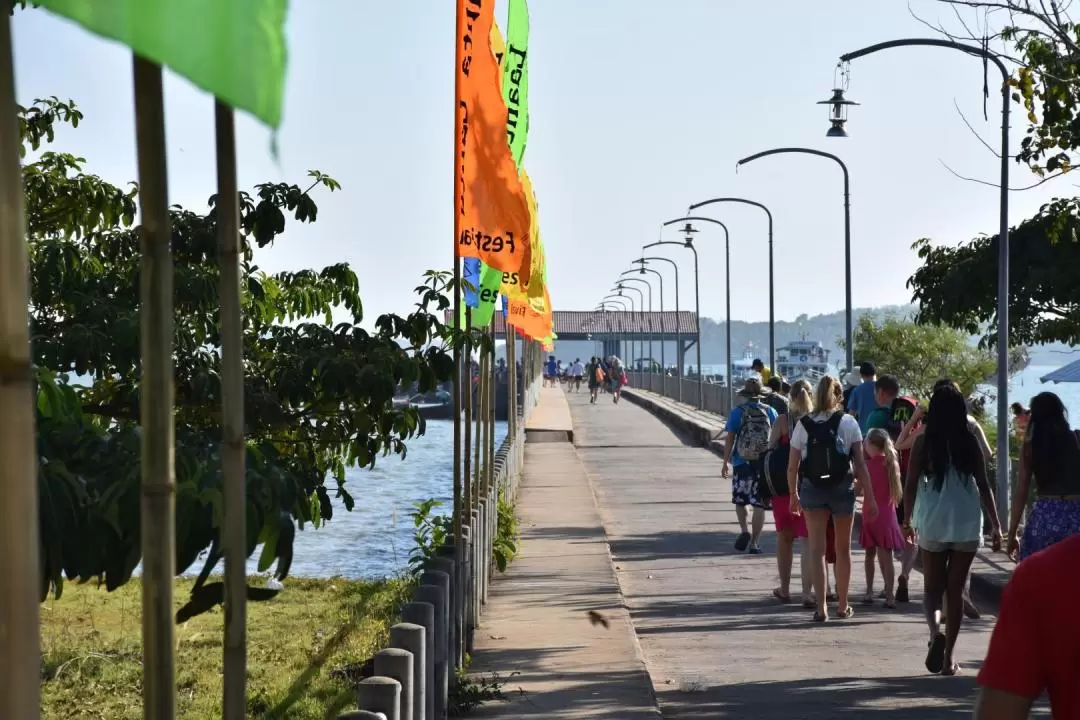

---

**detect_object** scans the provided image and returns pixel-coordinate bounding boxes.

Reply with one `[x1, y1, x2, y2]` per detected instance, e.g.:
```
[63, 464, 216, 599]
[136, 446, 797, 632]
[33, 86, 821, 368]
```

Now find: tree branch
[938, 157, 1071, 189]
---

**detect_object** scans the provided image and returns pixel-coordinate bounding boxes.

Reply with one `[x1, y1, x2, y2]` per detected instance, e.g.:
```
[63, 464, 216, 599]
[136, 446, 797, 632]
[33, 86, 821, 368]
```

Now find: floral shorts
[1021, 498, 1080, 560]
[732, 461, 770, 510]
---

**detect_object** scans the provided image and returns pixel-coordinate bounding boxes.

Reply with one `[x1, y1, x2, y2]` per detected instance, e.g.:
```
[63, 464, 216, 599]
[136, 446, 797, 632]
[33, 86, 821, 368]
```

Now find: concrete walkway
[569, 388, 1048, 718]
[469, 387, 660, 719]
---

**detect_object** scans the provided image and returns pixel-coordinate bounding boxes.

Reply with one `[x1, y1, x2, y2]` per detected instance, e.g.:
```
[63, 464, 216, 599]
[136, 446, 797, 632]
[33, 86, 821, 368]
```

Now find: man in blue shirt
[847, 361, 879, 433]
[544, 355, 558, 387]
[722, 378, 778, 554]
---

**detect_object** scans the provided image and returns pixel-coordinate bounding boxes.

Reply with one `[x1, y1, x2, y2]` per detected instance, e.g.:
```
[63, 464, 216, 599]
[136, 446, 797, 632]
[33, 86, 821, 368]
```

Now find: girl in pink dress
[861, 428, 907, 608]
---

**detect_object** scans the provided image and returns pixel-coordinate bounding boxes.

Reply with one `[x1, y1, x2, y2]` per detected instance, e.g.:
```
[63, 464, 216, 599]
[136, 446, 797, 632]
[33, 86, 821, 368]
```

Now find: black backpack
[762, 413, 793, 498]
[799, 413, 852, 488]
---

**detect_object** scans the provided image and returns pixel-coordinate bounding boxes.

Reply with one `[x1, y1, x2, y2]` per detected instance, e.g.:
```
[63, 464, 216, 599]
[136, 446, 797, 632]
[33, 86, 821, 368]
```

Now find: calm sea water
[174, 419, 507, 581]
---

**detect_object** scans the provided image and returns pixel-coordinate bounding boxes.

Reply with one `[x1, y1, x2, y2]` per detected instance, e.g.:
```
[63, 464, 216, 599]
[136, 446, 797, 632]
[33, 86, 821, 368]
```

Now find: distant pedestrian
[586, 357, 604, 404]
[569, 358, 585, 392]
[751, 358, 773, 386]
[903, 383, 1002, 676]
[607, 357, 625, 403]
[789, 375, 877, 622]
[544, 355, 557, 387]
[722, 378, 777, 555]
[1010, 401, 1030, 440]
[1008, 391, 1080, 562]
[860, 428, 906, 608]
[763, 376, 789, 415]
[848, 362, 878, 433]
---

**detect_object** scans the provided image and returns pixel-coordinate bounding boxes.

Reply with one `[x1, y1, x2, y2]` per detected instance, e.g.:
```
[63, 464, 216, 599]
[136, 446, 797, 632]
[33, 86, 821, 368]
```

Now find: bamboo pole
[133, 56, 176, 720]
[506, 324, 515, 440]
[463, 309, 473, 534]
[215, 101, 247, 720]
[486, 318, 495, 498]
[0, 9, 41, 719]
[478, 342, 487, 502]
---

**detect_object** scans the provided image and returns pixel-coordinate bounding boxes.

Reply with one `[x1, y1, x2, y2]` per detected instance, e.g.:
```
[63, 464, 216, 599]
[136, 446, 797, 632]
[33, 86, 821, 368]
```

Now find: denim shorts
[919, 539, 979, 553]
[799, 479, 856, 516]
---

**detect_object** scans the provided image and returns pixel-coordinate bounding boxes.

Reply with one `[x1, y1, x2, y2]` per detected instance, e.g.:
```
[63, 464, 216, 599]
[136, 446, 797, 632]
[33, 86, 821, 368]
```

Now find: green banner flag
[35, 0, 288, 128]
[473, 0, 530, 328]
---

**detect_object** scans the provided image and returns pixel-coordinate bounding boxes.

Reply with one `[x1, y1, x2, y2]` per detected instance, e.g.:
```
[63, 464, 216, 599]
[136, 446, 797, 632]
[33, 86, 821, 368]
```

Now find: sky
[10, 1, 1071, 327]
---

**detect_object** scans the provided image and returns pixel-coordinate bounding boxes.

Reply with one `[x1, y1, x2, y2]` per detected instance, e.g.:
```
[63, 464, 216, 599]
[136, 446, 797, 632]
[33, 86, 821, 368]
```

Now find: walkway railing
[348, 375, 539, 720]
[626, 371, 732, 417]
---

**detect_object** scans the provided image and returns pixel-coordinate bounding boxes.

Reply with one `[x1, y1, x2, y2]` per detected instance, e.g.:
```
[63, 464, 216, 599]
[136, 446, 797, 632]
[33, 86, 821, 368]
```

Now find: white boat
[776, 337, 830, 383]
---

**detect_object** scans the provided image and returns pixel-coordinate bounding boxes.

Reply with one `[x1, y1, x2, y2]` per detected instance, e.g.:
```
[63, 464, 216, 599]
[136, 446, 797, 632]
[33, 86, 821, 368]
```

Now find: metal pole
[642, 242, 695, 403]
[725, 230, 733, 414]
[640, 258, 681, 402]
[0, 9, 41, 719]
[618, 284, 645, 375]
[215, 101, 247, 720]
[839, 35, 1011, 534]
[690, 244, 703, 410]
[133, 56, 177, 720]
[620, 276, 653, 374]
[735, 148, 853, 369]
[639, 268, 664, 388]
[685, 200, 775, 370]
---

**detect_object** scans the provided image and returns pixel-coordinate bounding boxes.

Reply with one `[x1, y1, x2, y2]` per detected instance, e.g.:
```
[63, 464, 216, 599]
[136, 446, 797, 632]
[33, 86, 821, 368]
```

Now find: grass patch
[40, 575, 412, 719]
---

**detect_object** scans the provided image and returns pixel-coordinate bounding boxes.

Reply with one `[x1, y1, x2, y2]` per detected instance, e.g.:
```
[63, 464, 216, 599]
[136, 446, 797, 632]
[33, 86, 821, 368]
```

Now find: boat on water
[776, 337, 830, 383]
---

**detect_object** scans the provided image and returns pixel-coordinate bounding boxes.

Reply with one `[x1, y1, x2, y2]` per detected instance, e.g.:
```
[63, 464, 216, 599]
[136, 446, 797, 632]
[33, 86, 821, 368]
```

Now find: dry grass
[40, 575, 412, 719]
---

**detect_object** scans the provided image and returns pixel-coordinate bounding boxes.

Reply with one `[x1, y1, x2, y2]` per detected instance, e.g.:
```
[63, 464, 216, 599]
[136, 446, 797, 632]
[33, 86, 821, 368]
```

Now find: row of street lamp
[592, 36, 1013, 524]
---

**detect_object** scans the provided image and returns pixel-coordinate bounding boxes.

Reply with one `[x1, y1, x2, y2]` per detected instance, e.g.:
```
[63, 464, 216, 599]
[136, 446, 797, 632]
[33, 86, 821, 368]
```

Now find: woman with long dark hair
[904, 383, 1002, 676]
[1007, 391, 1080, 561]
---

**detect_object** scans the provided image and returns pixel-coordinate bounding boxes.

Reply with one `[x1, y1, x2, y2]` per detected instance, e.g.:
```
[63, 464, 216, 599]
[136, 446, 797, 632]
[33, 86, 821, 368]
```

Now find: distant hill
[696, 304, 917, 372]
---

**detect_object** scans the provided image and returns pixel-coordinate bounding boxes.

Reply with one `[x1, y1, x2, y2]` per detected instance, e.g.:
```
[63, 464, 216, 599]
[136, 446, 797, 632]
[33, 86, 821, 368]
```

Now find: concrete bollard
[338, 712, 387, 720]
[357, 677, 400, 720]
[374, 648, 413, 720]
[390, 623, 426, 720]
[401, 603, 434, 720]
[416, 577, 448, 719]
[423, 557, 453, 673]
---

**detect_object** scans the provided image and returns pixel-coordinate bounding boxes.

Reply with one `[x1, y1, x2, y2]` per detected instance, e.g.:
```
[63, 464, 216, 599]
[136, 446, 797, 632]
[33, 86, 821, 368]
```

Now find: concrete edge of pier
[621, 386, 1012, 611]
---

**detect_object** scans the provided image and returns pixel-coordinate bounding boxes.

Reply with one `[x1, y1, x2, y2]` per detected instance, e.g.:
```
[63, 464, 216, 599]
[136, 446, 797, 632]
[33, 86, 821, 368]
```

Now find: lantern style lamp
[681, 222, 698, 246]
[819, 87, 859, 137]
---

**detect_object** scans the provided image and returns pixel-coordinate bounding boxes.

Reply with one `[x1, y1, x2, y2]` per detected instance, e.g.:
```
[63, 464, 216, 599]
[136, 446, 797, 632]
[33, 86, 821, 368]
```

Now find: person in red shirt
[974, 533, 1080, 718]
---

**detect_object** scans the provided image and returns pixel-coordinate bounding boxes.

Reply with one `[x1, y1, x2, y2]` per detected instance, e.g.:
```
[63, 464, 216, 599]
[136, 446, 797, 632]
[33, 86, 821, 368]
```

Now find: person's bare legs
[832, 514, 855, 612]
[944, 550, 977, 673]
[750, 506, 766, 548]
[798, 537, 812, 603]
[734, 504, 749, 536]
[877, 546, 896, 605]
[775, 528, 795, 598]
[898, 541, 918, 602]
[805, 509, 830, 617]
[864, 550, 876, 601]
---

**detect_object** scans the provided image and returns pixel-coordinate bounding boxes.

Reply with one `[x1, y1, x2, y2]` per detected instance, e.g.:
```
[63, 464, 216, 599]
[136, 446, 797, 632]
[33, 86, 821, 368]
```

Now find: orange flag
[455, 0, 532, 282]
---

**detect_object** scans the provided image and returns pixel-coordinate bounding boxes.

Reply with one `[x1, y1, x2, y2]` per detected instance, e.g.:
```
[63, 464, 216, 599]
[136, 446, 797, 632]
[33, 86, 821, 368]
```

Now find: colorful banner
[454, 0, 532, 280]
[36, 0, 287, 127]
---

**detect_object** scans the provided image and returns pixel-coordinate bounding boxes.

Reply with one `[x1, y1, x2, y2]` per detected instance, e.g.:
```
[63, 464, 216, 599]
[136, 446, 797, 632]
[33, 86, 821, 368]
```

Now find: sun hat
[843, 370, 862, 388]
[737, 377, 771, 398]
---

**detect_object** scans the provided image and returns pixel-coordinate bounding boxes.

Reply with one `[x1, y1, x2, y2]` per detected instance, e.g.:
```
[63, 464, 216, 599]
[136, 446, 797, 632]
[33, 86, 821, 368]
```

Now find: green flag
[35, 0, 288, 128]
[473, 0, 530, 327]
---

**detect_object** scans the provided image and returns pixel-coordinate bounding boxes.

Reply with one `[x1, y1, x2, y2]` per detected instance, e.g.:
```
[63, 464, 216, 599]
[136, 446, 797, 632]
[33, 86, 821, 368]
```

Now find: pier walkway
[470, 385, 1044, 718]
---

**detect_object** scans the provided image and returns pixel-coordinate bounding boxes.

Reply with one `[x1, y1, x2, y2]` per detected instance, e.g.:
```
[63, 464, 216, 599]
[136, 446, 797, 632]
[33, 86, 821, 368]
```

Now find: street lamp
[619, 274, 654, 374]
[642, 238, 702, 409]
[615, 283, 645, 372]
[634, 256, 681, 400]
[736, 147, 854, 370]
[635, 266, 665, 386]
[686, 198, 774, 373]
[602, 295, 631, 362]
[660, 216, 735, 413]
[833, 38, 1012, 531]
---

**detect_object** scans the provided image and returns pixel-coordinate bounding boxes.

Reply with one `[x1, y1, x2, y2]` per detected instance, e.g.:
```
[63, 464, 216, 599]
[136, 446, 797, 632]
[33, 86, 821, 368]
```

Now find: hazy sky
[11, 1, 1068, 325]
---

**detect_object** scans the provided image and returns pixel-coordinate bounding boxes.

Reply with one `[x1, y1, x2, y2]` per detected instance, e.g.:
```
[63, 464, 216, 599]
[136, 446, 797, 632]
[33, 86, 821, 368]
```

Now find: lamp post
[603, 294, 632, 363]
[615, 283, 645, 373]
[643, 238, 702, 409]
[832, 37, 1012, 533]
[634, 256, 681, 400]
[631, 267, 665, 389]
[619, 275, 654, 373]
[660, 215, 735, 413]
[736, 148, 854, 370]
[686, 199, 774, 374]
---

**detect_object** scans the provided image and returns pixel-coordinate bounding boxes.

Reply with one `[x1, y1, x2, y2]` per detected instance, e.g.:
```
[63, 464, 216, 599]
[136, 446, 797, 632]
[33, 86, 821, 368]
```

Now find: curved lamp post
[634, 256, 681, 400]
[686, 198, 774, 374]
[619, 275, 654, 373]
[602, 294, 632, 362]
[615, 283, 645, 371]
[834, 37, 1012, 532]
[636, 267, 665, 385]
[661, 216, 735, 412]
[736, 147, 853, 370]
[643, 239, 702, 409]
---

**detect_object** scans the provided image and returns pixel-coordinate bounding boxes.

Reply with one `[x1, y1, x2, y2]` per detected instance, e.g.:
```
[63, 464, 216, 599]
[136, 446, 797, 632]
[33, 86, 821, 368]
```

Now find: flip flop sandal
[941, 663, 962, 676]
[896, 576, 910, 603]
[925, 632, 947, 674]
[812, 611, 828, 622]
[862, 594, 875, 605]
[772, 588, 792, 603]
[837, 606, 855, 619]
[734, 532, 751, 552]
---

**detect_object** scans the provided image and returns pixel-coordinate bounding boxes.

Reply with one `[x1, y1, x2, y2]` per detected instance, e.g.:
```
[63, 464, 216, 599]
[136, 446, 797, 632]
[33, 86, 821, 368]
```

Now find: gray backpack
[735, 403, 772, 461]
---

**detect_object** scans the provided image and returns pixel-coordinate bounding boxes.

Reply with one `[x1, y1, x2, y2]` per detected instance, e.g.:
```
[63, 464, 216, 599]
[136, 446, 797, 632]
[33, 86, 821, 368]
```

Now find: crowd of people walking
[719, 359, 1080, 708]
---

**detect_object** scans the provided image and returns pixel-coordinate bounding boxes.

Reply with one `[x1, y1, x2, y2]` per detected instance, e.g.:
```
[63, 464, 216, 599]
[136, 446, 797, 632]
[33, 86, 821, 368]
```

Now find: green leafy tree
[908, 199, 1080, 347]
[841, 314, 996, 399]
[23, 98, 467, 614]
